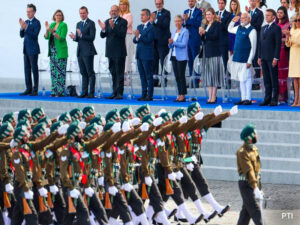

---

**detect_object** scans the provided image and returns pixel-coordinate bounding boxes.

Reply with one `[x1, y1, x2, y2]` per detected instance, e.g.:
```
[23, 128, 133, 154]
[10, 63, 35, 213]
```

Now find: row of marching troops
[0, 103, 239, 225]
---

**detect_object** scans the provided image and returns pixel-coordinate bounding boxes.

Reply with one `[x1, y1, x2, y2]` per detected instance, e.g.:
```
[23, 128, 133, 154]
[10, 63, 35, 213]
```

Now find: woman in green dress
[44, 9, 68, 97]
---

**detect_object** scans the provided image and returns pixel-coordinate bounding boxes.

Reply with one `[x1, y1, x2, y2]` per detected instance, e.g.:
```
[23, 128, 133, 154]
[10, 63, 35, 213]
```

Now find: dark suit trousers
[171, 57, 187, 95]
[24, 54, 39, 92]
[261, 60, 279, 103]
[237, 181, 262, 225]
[78, 55, 96, 95]
[108, 57, 125, 96]
[187, 44, 200, 76]
[153, 40, 169, 75]
[137, 59, 154, 98]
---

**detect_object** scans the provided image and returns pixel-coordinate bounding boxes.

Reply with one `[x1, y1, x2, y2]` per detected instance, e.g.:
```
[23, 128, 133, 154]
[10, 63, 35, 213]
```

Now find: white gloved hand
[140, 122, 149, 132]
[108, 186, 118, 196]
[123, 183, 134, 192]
[230, 105, 238, 116]
[195, 112, 204, 121]
[157, 109, 166, 116]
[10, 139, 18, 148]
[191, 155, 198, 163]
[122, 121, 131, 132]
[145, 176, 153, 187]
[186, 163, 194, 172]
[130, 118, 140, 126]
[175, 171, 184, 180]
[168, 172, 177, 181]
[45, 128, 51, 137]
[214, 105, 223, 116]
[179, 115, 188, 124]
[49, 185, 59, 195]
[38, 187, 48, 197]
[85, 187, 95, 197]
[79, 121, 87, 130]
[153, 117, 163, 127]
[70, 189, 80, 199]
[254, 187, 263, 200]
[96, 125, 103, 134]
[5, 183, 14, 194]
[24, 190, 34, 200]
[58, 124, 69, 135]
[112, 122, 121, 133]
[98, 177, 104, 186]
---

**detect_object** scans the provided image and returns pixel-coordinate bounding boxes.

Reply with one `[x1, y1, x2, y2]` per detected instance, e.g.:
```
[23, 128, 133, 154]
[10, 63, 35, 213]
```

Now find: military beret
[32, 123, 47, 139]
[120, 106, 133, 121]
[172, 108, 186, 121]
[142, 114, 155, 125]
[90, 116, 106, 126]
[85, 123, 98, 139]
[135, 104, 150, 118]
[70, 108, 82, 121]
[0, 122, 14, 139]
[18, 109, 31, 121]
[39, 116, 52, 127]
[31, 107, 45, 121]
[104, 122, 114, 131]
[160, 112, 172, 124]
[51, 121, 63, 133]
[67, 121, 81, 139]
[58, 112, 71, 124]
[240, 123, 257, 142]
[14, 126, 27, 143]
[105, 109, 120, 123]
[82, 106, 95, 119]
[17, 119, 31, 129]
[2, 113, 15, 124]
[187, 102, 201, 118]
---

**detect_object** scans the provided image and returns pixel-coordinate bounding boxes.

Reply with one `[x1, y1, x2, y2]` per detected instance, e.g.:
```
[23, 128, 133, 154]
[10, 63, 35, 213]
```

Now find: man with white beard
[228, 13, 257, 105]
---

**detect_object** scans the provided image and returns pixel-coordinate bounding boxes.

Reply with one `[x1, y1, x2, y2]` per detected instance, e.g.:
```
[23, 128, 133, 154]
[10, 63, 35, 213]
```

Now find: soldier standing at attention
[237, 123, 263, 225]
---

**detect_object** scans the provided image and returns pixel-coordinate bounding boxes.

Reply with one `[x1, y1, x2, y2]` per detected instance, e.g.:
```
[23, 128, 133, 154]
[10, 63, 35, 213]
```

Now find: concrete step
[201, 153, 300, 172]
[201, 139, 300, 159]
[206, 128, 300, 144]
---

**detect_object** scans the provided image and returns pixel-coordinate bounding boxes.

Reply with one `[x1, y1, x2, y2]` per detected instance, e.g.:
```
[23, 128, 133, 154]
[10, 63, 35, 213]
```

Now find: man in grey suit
[70, 6, 97, 98]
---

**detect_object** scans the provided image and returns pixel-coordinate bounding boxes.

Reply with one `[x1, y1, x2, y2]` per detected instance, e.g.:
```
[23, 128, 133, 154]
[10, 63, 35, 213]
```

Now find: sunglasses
[295, 19, 300, 22]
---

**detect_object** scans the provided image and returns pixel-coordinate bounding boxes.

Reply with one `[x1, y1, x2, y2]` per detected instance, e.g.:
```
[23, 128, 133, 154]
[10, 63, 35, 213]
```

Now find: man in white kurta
[228, 13, 257, 105]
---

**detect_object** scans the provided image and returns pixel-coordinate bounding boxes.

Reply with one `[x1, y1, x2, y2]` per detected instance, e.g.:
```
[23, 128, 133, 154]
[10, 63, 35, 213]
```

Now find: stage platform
[0, 91, 299, 186]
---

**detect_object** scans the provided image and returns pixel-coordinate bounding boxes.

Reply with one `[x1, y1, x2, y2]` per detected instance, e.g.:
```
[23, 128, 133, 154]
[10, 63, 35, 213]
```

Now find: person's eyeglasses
[295, 19, 300, 22]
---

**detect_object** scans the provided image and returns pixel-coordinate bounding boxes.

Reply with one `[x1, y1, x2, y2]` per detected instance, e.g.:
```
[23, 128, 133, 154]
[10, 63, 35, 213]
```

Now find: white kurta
[228, 21, 257, 82]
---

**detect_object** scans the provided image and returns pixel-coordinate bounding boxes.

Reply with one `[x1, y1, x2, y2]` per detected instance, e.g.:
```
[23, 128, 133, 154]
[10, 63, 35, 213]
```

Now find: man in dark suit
[216, 0, 231, 74]
[69, 6, 97, 98]
[19, 4, 41, 96]
[183, 0, 202, 76]
[247, 0, 264, 90]
[258, 9, 281, 106]
[133, 9, 155, 101]
[99, 5, 127, 99]
[150, 0, 171, 86]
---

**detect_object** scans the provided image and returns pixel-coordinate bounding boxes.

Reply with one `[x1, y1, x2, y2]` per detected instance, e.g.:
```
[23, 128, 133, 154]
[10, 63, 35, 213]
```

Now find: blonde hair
[292, 12, 300, 29]
[230, 0, 241, 16]
[119, 0, 130, 15]
[204, 8, 217, 25]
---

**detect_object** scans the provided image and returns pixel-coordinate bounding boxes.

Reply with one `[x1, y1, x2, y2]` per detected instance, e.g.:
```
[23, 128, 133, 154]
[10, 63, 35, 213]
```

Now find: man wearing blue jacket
[134, 9, 155, 101]
[19, 4, 41, 96]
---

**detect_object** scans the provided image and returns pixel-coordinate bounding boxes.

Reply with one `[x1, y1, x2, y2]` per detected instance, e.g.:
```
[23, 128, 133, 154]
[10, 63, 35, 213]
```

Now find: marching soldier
[82, 106, 96, 124]
[237, 123, 263, 225]
[17, 109, 32, 123]
[31, 107, 46, 126]
[1, 113, 17, 128]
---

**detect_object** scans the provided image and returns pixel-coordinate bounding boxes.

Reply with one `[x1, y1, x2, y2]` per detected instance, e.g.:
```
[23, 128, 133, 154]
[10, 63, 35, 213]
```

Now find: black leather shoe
[259, 101, 270, 106]
[174, 215, 187, 222]
[144, 96, 153, 101]
[243, 100, 252, 105]
[269, 101, 278, 106]
[167, 208, 177, 219]
[194, 214, 204, 224]
[137, 96, 147, 101]
[87, 94, 95, 98]
[114, 94, 123, 100]
[19, 90, 31, 96]
[234, 100, 245, 105]
[77, 94, 87, 98]
[29, 92, 38, 96]
[218, 205, 231, 217]
[105, 94, 116, 99]
[204, 210, 217, 223]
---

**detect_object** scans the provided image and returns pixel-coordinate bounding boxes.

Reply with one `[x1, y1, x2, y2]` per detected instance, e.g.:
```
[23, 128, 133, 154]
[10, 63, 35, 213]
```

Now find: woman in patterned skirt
[44, 9, 68, 97]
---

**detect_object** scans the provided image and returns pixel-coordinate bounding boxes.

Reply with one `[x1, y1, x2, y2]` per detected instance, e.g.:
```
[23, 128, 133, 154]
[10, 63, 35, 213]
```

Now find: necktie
[189, 9, 192, 17]
[250, 10, 254, 17]
[80, 21, 84, 31]
[264, 25, 269, 33]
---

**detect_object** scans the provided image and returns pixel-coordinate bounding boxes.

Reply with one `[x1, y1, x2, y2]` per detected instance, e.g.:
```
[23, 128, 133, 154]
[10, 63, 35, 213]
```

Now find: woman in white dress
[288, 0, 300, 21]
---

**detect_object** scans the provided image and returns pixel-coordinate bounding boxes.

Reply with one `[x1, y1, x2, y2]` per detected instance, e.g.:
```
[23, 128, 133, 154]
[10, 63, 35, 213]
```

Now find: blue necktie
[80, 21, 84, 31]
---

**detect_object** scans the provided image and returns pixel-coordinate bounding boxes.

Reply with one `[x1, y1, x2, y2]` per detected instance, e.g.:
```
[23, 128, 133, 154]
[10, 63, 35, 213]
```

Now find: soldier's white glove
[108, 186, 118, 196]
[96, 125, 103, 134]
[179, 115, 188, 124]
[130, 118, 140, 126]
[85, 187, 95, 197]
[168, 172, 177, 181]
[186, 163, 194, 172]
[58, 124, 69, 135]
[214, 106, 223, 116]
[254, 187, 263, 200]
[145, 176, 153, 187]
[49, 185, 59, 195]
[140, 123, 149, 132]
[24, 190, 34, 200]
[122, 121, 131, 132]
[157, 109, 166, 116]
[230, 105, 238, 116]
[195, 112, 204, 121]
[10, 139, 18, 148]
[38, 187, 48, 197]
[175, 171, 184, 180]
[79, 121, 87, 130]
[5, 183, 14, 194]
[112, 122, 121, 133]
[153, 117, 163, 127]
[123, 183, 134, 192]
[45, 128, 51, 137]
[70, 189, 80, 199]
[191, 155, 198, 163]
[98, 177, 104, 186]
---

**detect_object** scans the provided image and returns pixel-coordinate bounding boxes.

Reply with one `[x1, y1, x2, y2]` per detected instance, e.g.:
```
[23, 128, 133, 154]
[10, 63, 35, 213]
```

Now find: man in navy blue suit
[216, 0, 231, 74]
[183, 0, 202, 76]
[133, 9, 155, 101]
[19, 4, 41, 96]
